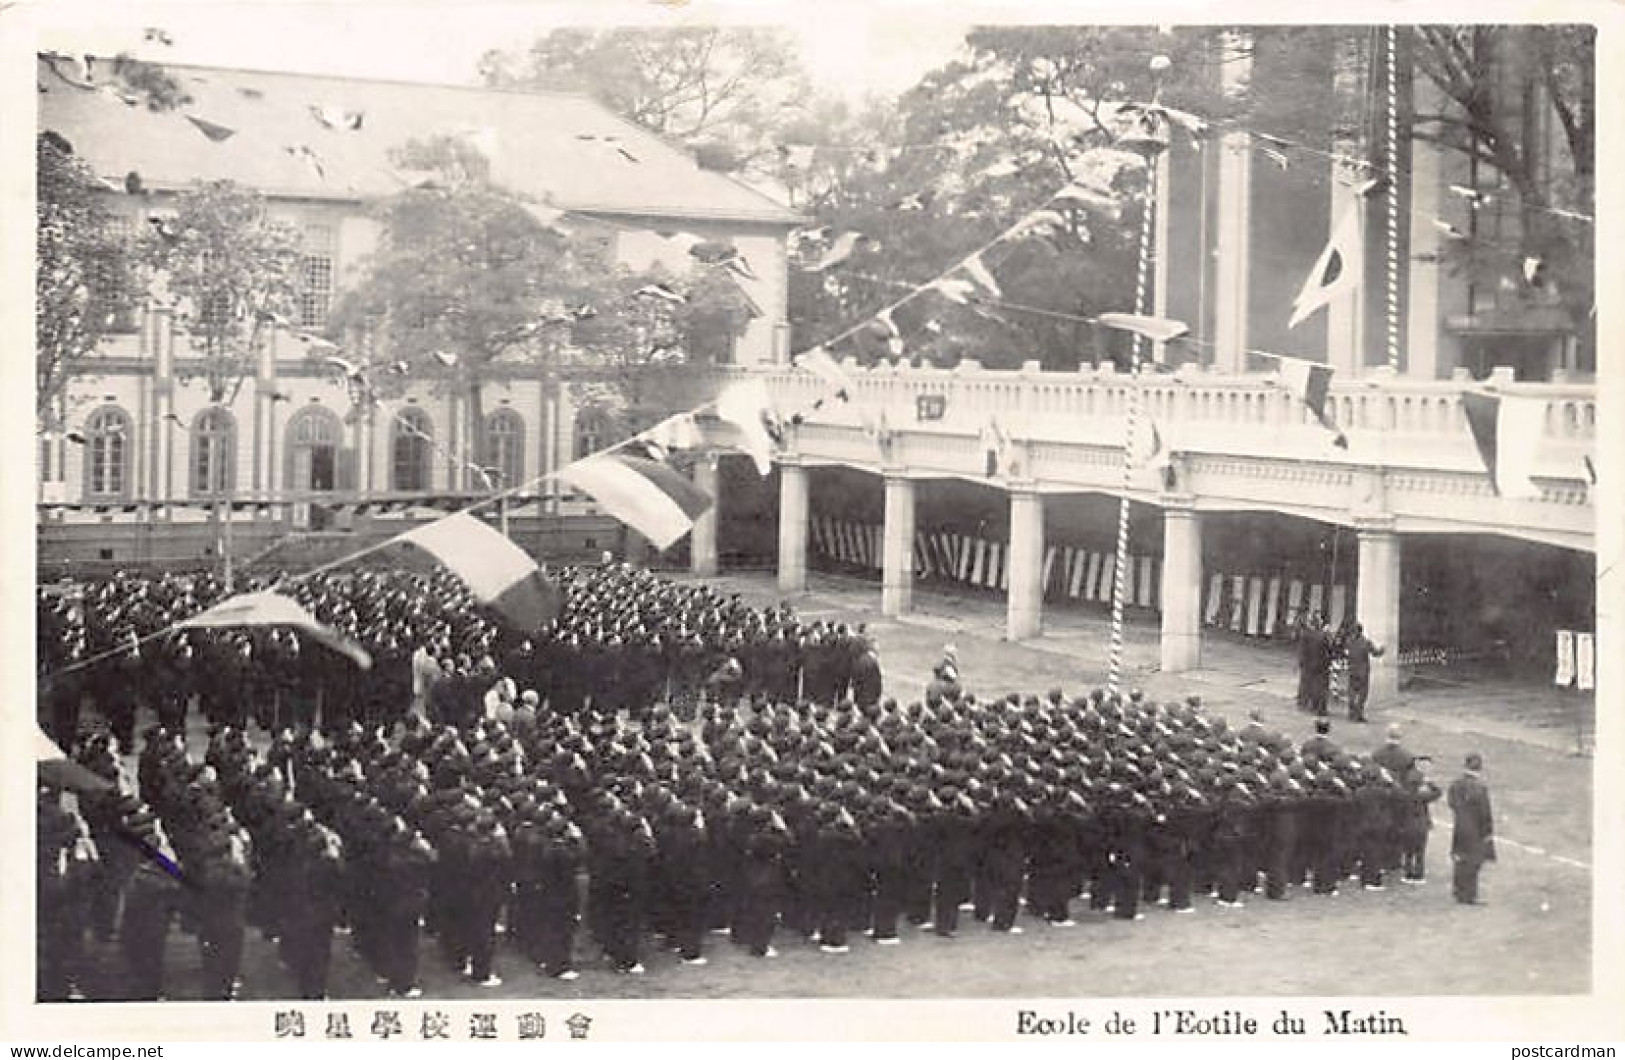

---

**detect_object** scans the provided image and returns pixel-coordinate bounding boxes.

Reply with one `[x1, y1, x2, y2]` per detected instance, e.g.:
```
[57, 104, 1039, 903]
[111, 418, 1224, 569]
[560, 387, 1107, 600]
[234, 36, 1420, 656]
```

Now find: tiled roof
[37, 56, 803, 226]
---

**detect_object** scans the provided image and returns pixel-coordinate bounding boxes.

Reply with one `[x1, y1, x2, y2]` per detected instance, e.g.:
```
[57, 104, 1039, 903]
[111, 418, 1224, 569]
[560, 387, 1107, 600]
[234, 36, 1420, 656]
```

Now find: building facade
[36, 59, 801, 568]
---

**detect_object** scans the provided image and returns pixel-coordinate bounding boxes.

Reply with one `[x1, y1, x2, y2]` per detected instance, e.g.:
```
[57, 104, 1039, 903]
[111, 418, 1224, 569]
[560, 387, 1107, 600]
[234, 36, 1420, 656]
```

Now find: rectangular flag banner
[1137, 556, 1156, 608]
[401, 512, 562, 631]
[1264, 576, 1283, 636]
[1307, 582, 1326, 623]
[561, 453, 714, 550]
[1286, 578, 1306, 627]
[1555, 630, 1575, 687]
[1071, 551, 1087, 598]
[1576, 632, 1595, 691]
[1205, 573, 1225, 625]
[1245, 577, 1265, 636]
[1228, 575, 1247, 631]
[1328, 583, 1348, 629]
[179, 591, 372, 669]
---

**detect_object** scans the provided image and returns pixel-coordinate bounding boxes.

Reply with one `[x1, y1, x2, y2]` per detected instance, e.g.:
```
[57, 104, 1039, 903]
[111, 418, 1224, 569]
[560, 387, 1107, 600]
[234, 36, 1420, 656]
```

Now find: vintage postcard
[3, 0, 1620, 1044]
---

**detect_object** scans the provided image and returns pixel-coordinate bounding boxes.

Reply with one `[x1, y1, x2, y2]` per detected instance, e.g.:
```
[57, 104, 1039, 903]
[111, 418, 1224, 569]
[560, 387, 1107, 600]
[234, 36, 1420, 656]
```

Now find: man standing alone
[1342, 622, 1385, 722]
[1446, 753, 1496, 905]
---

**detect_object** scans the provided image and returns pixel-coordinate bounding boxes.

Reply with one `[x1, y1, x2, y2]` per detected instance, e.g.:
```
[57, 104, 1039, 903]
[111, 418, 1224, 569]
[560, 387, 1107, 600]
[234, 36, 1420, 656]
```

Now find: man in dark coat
[1447, 752, 1496, 905]
[850, 640, 884, 712]
[1342, 622, 1385, 722]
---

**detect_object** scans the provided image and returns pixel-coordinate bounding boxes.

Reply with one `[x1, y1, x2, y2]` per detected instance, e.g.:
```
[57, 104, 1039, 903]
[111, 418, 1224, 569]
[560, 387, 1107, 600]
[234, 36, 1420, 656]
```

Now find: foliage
[330, 137, 753, 446]
[785, 24, 1594, 370]
[1409, 25, 1594, 356]
[480, 26, 811, 181]
[35, 133, 141, 426]
[136, 181, 303, 404]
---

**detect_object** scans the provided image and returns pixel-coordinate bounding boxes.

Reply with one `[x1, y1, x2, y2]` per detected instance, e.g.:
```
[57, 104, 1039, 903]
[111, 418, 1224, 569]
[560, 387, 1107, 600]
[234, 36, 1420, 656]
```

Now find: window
[298, 224, 335, 329]
[481, 409, 524, 488]
[392, 407, 433, 491]
[573, 407, 610, 460]
[101, 216, 139, 333]
[191, 407, 236, 497]
[83, 406, 131, 500]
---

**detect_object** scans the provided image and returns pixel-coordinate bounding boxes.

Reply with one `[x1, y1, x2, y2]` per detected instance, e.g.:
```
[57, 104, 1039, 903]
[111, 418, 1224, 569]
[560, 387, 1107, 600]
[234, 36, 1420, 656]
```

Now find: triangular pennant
[1097, 313, 1189, 345]
[792, 347, 855, 402]
[716, 378, 782, 477]
[36, 728, 114, 793]
[1460, 392, 1543, 499]
[178, 591, 371, 669]
[185, 115, 236, 142]
[1289, 198, 1364, 329]
[960, 253, 1002, 299]
[1277, 356, 1349, 448]
[807, 231, 867, 272]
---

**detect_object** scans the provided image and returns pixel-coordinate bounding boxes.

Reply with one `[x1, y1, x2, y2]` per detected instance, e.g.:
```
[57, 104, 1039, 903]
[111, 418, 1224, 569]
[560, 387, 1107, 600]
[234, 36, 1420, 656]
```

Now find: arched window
[83, 406, 131, 500]
[574, 407, 610, 461]
[481, 409, 525, 489]
[392, 407, 433, 492]
[191, 407, 236, 497]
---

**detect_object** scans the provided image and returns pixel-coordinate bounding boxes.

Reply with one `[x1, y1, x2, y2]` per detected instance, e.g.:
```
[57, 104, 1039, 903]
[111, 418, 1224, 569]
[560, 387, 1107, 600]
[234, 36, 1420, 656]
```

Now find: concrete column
[881, 474, 915, 616]
[777, 461, 809, 594]
[1356, 522, 1402, 703]
[690, 457, 719, 576]
[150, 307, 174, 501]
[1006, 489, 1044, 640]
[1160, 503, 1204, 672]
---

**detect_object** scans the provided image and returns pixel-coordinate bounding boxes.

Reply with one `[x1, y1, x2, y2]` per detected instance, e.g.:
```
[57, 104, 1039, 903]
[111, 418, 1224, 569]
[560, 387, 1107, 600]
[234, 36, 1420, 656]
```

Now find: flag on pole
[1288, 198, 1364, 328]
[1460, 392, 1544, 499]
[559, 453, 714, 549]
[37, 728, 114, 793]
[793, 347, 855, 402]
[1276, 356, 1349, 448]
[716, 378, 782, 476]
[179, 591, 372, 668]
[400, 512, 562, 630]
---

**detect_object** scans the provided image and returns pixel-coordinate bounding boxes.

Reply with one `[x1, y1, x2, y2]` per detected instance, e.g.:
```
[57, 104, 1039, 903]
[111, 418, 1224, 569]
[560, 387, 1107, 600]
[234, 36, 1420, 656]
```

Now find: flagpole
[1383, 25, 1403, 373]
[1106, 145, 1162, 698]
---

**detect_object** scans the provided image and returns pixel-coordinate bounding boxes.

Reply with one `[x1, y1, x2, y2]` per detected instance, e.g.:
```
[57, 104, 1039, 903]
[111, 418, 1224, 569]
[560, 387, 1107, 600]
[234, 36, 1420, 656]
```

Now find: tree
[786, 25, 1595, 374]
[1409, 25, 1595, 366]
[36, 132, 140, 427]
[480, 27, 811, 179]
[329, 136, 753, 473]
[786, 26, 1188, 371]
[136, 180, 302, 403]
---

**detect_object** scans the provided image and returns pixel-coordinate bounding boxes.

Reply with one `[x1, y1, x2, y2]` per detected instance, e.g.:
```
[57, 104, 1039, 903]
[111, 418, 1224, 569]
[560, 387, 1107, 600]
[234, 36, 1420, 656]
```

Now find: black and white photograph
[5, 0, 1621, 1044]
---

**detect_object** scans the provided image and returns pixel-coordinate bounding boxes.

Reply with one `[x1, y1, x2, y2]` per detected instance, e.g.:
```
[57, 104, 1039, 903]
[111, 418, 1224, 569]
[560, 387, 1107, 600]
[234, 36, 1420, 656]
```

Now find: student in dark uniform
[464, 814, 513, 987]
[1398, 761, 1442, 883]
[195, 825, 252, 1000]
[118, 814, 181, 1002]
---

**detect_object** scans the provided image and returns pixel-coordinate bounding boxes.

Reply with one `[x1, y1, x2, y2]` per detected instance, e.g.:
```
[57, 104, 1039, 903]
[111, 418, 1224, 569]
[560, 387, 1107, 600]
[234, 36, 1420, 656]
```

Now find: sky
[27, 0, 974, 101]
